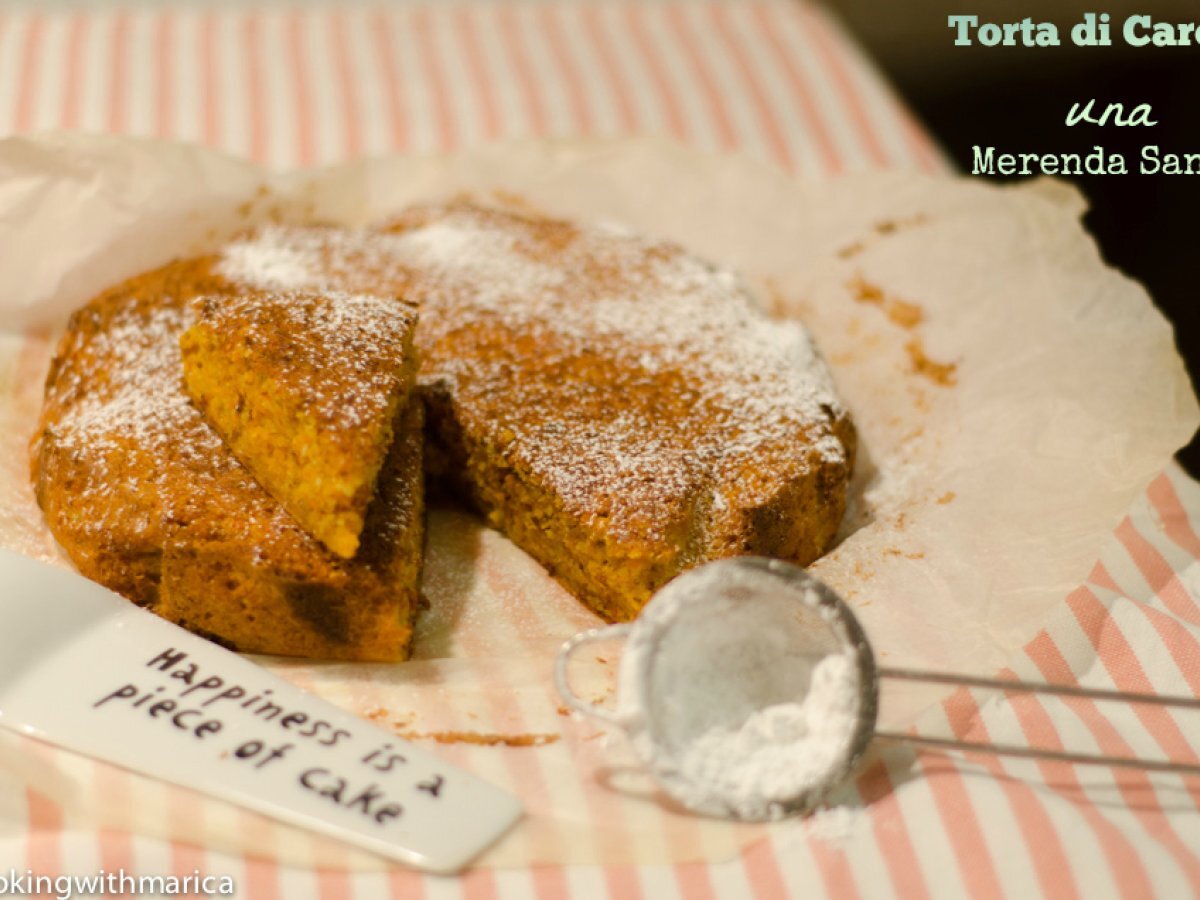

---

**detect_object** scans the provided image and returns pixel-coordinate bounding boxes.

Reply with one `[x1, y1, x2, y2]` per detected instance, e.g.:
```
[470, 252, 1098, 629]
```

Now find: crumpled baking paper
[0, 133, 1194, 868]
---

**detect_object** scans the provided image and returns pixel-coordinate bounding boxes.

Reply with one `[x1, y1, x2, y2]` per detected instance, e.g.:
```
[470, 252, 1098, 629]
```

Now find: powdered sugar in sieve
[555, 558, 877, 821]
[556, 557, 1200, 822]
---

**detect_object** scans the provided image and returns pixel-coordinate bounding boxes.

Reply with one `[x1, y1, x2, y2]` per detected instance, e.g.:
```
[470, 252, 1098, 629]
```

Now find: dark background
[833, 0, 1200, 474]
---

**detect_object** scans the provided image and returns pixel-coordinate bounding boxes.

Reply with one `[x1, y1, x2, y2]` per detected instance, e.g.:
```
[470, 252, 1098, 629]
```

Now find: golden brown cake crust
[30, 257, 424, 661]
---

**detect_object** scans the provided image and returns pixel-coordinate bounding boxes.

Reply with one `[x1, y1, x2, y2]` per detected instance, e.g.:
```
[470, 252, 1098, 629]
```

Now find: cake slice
[180, 289, 419, 558]
[157, 397, 426, 661]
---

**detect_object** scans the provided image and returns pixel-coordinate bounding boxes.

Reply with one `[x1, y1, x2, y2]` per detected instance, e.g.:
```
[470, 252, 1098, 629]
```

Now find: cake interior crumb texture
[180, 289, 419, 559]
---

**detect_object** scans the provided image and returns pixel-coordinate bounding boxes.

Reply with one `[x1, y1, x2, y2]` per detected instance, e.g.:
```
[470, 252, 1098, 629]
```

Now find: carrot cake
[32, 201, 854, 650]
[180, 289, 419, 558]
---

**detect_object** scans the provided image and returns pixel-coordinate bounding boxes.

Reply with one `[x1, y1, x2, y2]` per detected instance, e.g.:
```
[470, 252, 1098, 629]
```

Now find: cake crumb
[848, 275, 924, 329]
[806, 804, 867, 845]
[874, 214, 929, 236]
[396, 730, 560, 747]
[886, 298, 924, 329]
[905, 339, 957, 386]
[882, 548, 923, 560]
[849, 275, 885, 307]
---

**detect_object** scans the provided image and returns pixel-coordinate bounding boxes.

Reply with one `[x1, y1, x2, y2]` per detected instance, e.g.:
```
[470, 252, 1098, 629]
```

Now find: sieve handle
[554, 624, 633, 726]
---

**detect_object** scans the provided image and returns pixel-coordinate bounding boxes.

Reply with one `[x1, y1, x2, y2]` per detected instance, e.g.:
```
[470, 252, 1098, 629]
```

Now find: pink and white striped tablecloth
[1, 2, 1197, 898]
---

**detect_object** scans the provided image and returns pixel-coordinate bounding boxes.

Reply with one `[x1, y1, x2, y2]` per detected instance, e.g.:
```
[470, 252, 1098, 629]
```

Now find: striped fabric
[3, 466, 1198, 897]
[0, 2, 1196, 898]
[0, 1, 943, 173]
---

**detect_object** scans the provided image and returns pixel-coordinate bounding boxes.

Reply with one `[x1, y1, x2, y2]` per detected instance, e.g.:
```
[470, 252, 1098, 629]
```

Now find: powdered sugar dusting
[191, 289, 416, 428]
[677, 651, 860, 820]
[34, 299, 276, 546]
[218, 240, 315, 291]
[805, 802, 868, 844]
[289, 291, 412, 345]
[391, 221, 568, 311]
[44, 305, 218, 466]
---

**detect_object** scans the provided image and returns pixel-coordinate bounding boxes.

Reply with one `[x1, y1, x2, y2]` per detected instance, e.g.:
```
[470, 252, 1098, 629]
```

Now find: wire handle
[877, 666, 1200, 775]
[553, 624, 633, 726]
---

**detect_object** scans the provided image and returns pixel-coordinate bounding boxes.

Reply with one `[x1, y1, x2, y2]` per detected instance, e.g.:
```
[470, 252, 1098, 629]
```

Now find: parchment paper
[0, 133, 1194, 869]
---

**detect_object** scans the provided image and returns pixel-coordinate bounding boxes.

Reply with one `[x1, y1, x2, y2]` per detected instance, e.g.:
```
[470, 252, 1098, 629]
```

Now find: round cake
[31, 199, 855, 655]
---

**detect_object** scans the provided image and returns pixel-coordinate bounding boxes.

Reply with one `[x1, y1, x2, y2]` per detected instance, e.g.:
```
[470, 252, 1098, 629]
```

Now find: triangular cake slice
[180, 289, 419, 558]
